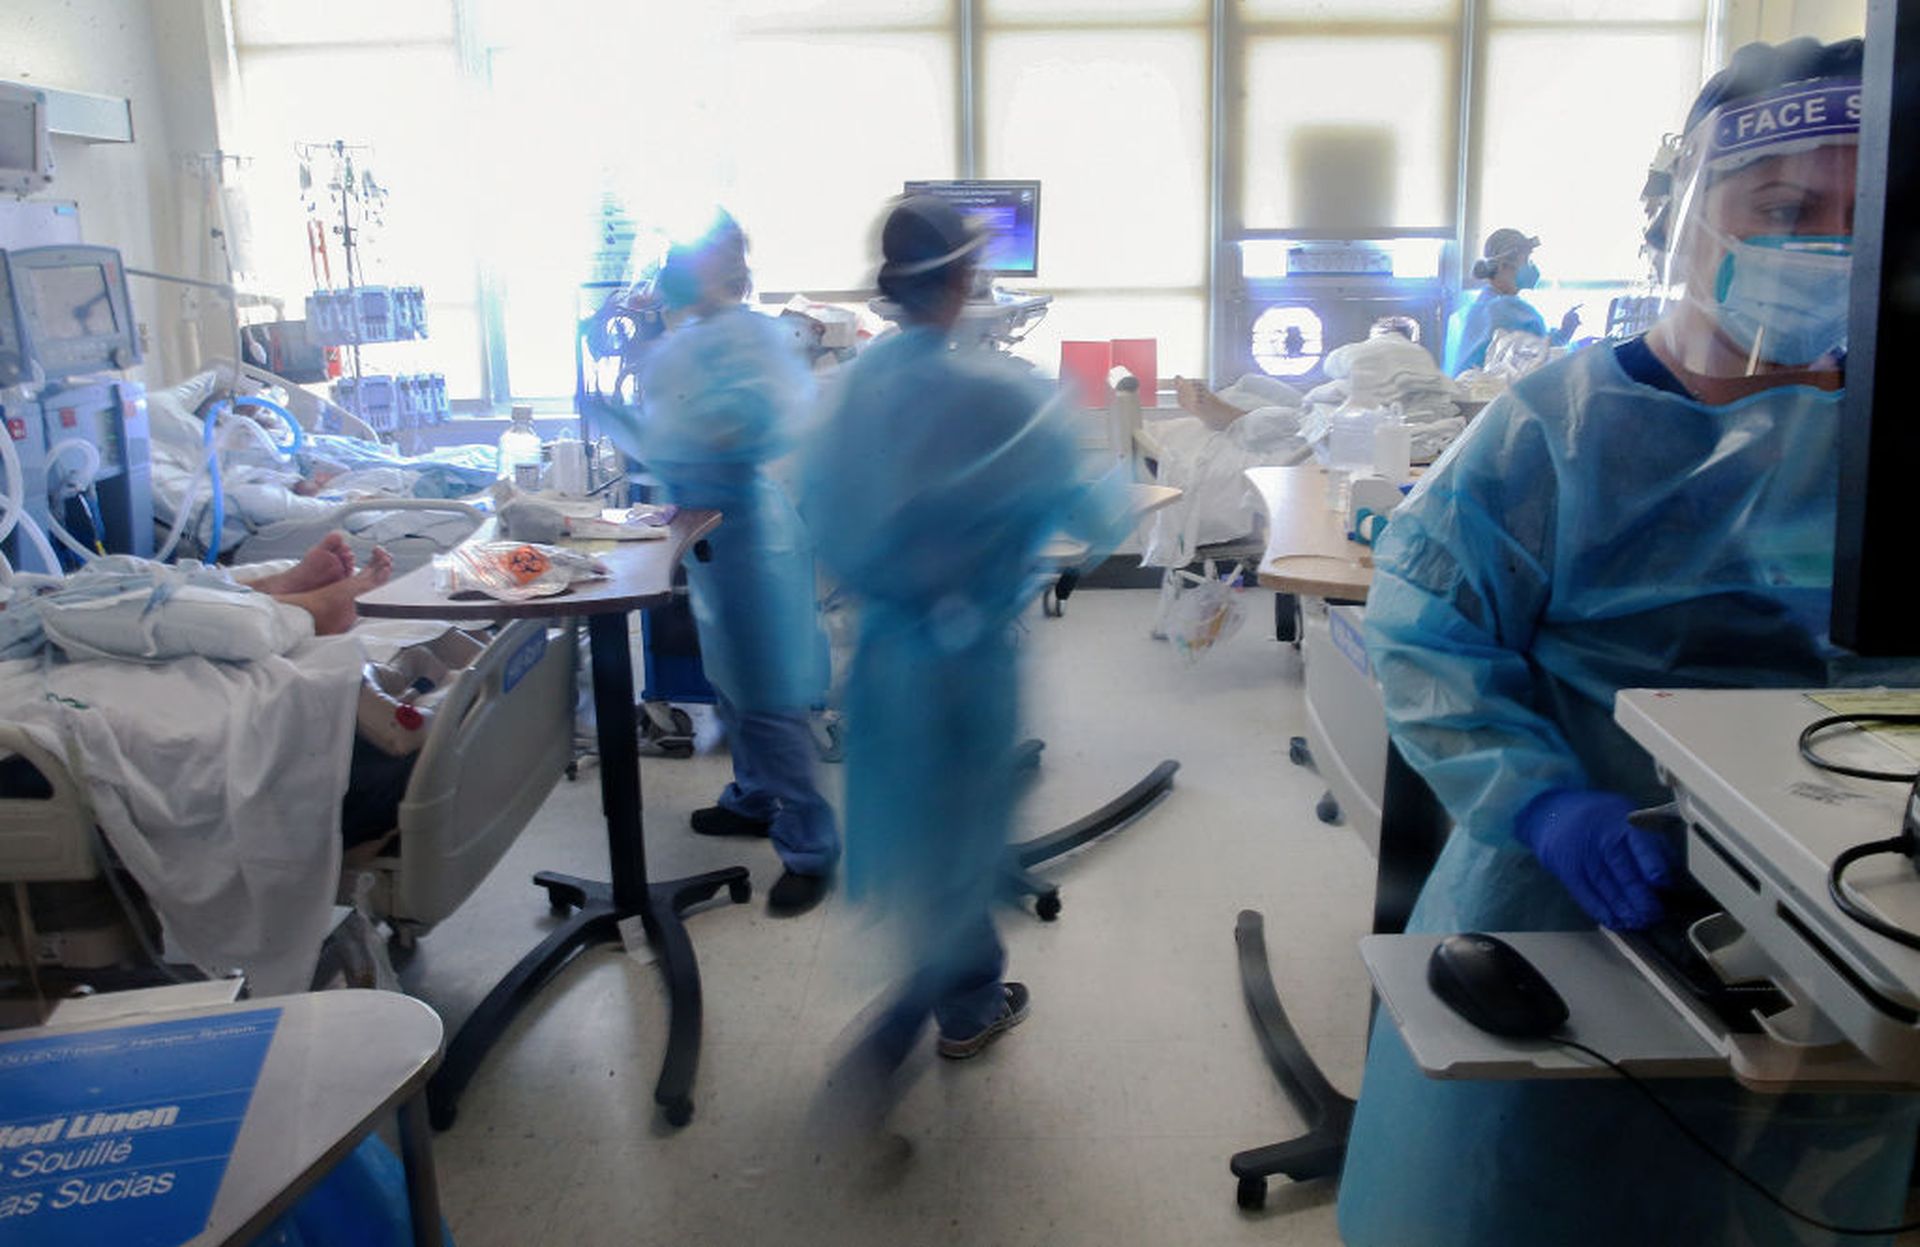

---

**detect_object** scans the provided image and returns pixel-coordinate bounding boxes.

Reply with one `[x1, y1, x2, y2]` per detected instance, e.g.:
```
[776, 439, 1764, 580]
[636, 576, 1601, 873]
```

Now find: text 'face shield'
[1653, 77, 1861, 378]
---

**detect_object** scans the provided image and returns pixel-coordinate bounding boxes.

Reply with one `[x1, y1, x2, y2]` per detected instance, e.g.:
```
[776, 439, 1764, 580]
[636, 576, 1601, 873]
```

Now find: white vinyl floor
[404, 586, 1378, 1247]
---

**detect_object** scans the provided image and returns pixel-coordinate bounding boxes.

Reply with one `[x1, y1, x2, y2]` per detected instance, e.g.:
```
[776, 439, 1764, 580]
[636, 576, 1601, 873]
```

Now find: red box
[1059, 340, 1113, 408]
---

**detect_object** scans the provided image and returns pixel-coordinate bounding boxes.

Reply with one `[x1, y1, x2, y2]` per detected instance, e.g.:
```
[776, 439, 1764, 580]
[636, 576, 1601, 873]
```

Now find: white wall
[3, 0, 226, 383]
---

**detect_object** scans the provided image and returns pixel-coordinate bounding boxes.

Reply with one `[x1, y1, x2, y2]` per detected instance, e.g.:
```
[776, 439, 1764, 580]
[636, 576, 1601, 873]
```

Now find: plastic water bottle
[497, 405, 542, 486]
[1372, 413, 1412, 483]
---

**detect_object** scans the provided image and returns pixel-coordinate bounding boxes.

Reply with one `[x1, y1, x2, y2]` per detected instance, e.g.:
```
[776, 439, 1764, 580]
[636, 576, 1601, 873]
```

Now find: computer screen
[2, 245, 140, 379]
[903, 180, 1041, 278]
[27, 264, 116, 340]
[1832, 9, 1917, 657]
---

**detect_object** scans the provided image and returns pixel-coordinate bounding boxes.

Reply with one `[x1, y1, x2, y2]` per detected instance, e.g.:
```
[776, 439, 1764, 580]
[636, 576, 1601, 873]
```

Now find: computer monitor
[1, 245, 141, 380]
[0, 82, 54, 199]
[902, 180, 1041, 279]
[1832, 5, 1918, 658]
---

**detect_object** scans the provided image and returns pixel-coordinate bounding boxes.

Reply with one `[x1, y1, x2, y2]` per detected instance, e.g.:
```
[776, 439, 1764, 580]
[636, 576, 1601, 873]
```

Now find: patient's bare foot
[1173, 376, 1246, 432]
[279, 546, 393, 636]
[251, 532, 356, 595]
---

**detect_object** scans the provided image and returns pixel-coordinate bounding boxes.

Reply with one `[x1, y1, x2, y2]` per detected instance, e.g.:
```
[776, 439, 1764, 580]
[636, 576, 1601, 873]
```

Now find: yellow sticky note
[1809, 690, 1920, 765]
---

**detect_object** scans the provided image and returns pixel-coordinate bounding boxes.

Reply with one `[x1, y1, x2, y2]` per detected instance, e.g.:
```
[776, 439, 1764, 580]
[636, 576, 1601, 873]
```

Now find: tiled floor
[403, 587, 1376, 1246]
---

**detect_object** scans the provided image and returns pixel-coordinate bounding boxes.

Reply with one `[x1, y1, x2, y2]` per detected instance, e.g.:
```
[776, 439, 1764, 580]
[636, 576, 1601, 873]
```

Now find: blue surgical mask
[1514, 261, 1541, 290]
[1711, 232, 1852, 366]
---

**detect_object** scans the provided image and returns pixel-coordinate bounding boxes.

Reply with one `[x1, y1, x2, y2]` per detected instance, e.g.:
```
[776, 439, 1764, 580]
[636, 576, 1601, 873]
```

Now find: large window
[980, 6, 1211, 377]
[1475, 0, 1708, 331]
[230, 2, 486, 398]
[223, 0, 1722, 407]
[1235, 4, 1462, 234]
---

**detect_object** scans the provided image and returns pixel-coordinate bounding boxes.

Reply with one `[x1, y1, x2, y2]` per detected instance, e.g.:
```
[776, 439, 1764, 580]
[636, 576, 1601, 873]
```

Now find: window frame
[220, 0, 1723, 408]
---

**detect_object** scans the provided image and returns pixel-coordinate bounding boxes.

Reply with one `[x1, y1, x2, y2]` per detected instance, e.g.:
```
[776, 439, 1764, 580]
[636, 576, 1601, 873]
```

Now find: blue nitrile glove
[1515, 789, 1676, 930]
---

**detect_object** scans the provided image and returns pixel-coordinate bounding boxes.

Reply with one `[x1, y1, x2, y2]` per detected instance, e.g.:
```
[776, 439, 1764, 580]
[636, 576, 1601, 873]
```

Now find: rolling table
[357, 511, 744, 1130]
[0, 987, 443, 1247]
[1230, 465, 1451, 1210]
[1007, 485, 1185, 920]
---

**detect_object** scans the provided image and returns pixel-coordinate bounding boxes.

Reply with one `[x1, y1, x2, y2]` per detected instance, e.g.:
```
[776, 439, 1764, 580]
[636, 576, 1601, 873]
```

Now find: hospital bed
[0, 617, 577, 987]
[149, 366, 490, 576]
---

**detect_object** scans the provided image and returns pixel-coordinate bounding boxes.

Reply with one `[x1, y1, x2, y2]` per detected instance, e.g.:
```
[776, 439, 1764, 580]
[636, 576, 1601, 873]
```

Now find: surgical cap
[1482, 228, 1540, 262]
[878, 196, 987, 283]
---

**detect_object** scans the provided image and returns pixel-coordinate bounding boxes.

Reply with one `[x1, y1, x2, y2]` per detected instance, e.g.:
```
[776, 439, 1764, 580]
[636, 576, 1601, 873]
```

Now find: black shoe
[690, 806, 771, 837]
[768, 870, 829, 916]
[936, 983, 1031, 1059]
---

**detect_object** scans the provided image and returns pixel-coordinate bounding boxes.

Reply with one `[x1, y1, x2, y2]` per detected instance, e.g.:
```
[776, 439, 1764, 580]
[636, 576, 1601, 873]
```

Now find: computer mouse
[1426, 933, 1569, 1039]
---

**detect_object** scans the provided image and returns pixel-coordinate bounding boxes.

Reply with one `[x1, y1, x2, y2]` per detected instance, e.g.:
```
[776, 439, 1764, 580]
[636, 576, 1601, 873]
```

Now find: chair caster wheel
[565, 760, 579, 782]
[662, 1099, 693, 1128]
[1316, 792, 1343, 825]
[1288, 736, 1311, 768]
[1042, 586, 1062, 618]
[1237, 1176, 1266, 1211]
[728, 880, 752, 904]
[1036, 893, 1062, 922]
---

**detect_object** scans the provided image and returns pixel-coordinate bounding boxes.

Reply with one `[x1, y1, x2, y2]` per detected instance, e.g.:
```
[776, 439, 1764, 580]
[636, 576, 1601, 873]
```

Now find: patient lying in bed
[1, 534, 411, 840]
[0, 535, 464, 990]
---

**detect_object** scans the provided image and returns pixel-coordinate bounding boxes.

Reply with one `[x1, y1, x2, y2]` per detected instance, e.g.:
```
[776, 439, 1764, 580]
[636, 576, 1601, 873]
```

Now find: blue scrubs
[1443, 286, 1551, 374]
[1338, 340, 1920, 1246]
[801, 328, 1128, 1051]
[639, 306, 837, 876]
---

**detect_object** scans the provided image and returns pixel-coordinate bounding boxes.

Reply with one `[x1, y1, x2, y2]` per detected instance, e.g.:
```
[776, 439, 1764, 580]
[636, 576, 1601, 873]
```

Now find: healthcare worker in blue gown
[1340, 38, 1920, 1247]
[1442, 227, 1581, 374]
[801, 196, 1129, 1089]
[638, 212, 838, 916]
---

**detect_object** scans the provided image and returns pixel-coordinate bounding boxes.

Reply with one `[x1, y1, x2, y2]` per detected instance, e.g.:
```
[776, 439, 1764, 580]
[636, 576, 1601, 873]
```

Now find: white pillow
[40, 583, 313, 664]
[145, 371, 221, 450]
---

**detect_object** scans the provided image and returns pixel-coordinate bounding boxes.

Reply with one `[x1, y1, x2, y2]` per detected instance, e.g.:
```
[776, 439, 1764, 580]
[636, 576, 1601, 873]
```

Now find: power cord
[1797, 713, 1920, 784]
[1553, 1035, 1920, 1237]
[1797, 713, 1920, 950]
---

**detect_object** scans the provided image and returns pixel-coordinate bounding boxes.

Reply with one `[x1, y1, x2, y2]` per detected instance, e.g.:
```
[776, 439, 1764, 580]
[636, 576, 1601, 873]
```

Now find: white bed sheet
[0, 636, 364, 994]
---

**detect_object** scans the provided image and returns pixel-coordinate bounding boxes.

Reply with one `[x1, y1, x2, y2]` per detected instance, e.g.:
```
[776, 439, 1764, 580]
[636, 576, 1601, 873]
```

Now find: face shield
[1651, 75, 1861, 378]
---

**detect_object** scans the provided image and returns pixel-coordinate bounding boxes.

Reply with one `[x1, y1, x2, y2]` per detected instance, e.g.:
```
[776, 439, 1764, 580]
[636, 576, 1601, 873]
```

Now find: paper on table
[1809, 690, 1920, 765]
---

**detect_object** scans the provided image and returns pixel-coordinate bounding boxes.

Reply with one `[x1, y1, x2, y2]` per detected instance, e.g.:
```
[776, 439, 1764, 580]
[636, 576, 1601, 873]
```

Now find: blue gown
[1338, 341, 1920, 1246]
[638, 306, 826, 713]
[800, 329, 1128, 990]
[1443, 287, 1551, 375]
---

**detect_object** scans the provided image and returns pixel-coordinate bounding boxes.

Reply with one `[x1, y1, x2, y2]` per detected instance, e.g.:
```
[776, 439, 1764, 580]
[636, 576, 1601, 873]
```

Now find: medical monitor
[1, 245, 140, 380]
[1832, 1, 1917, 657]
[0, 83, 54, 199]
[903, 180, 1041, 279]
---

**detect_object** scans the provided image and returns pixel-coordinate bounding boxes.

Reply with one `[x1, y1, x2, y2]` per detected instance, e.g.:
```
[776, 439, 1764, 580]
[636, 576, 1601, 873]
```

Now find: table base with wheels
[1229, 909, 1356, 1209]
[426, 865, 749, 1130]
[1228, 744, 1449, 1210]
[422, 606, 749, 1132]
[1002, 758, 1181, 920]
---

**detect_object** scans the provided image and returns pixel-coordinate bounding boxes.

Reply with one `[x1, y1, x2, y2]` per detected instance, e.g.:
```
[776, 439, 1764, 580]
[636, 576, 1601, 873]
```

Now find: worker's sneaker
[768, 869, 829, 916]
[936, 983, 1030, 1059]
[690, 806, 771, 837]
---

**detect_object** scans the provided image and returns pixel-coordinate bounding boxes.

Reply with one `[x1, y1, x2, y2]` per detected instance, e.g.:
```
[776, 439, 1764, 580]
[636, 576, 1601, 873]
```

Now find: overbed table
[357, 510, 741, 1130]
